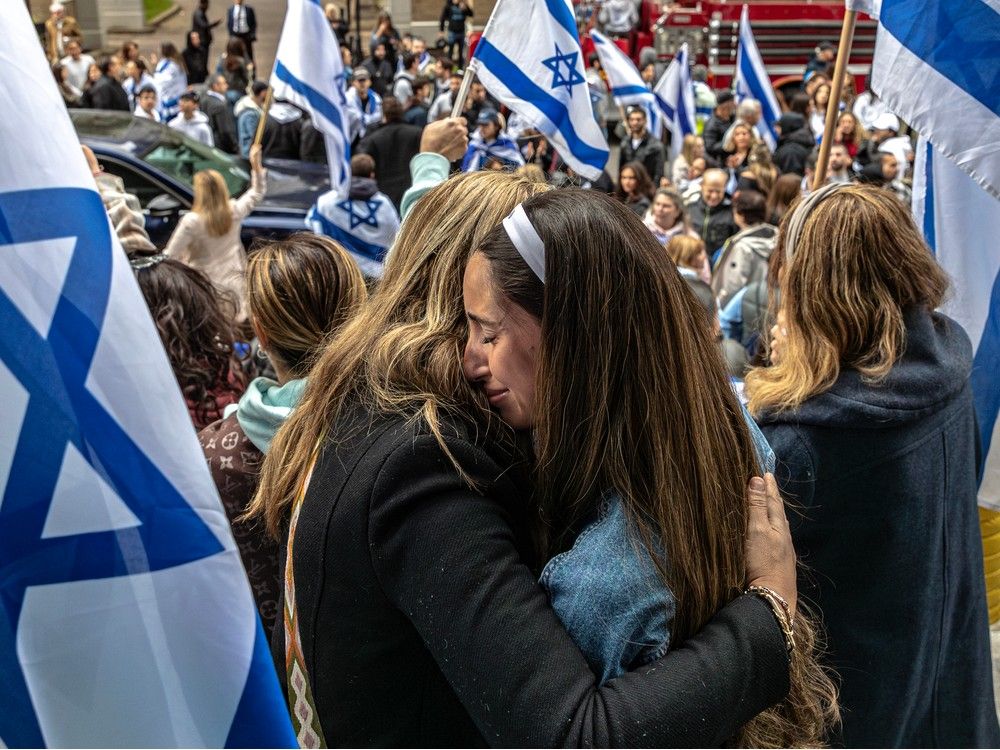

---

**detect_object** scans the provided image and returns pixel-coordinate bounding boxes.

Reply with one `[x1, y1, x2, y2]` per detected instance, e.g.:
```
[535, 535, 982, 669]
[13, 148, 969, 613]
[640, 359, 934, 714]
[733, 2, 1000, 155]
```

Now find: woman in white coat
[164, 144, 266, 322]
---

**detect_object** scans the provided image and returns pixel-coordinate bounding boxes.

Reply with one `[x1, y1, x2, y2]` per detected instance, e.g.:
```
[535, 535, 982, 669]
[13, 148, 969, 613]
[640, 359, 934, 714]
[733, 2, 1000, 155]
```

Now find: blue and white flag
[461, 131, 527, 172]
[591, 29, 662, 138]
[912, 138, 1000, 509]
[652, 43, 696, 158]
[307, 187, 401, 277]
[271, 0, 352, 197]
[847, 0, 1000, 200]
[734, 4, 782, 150]
[0, 5, 297, 747]
[472, 0, 609, 180]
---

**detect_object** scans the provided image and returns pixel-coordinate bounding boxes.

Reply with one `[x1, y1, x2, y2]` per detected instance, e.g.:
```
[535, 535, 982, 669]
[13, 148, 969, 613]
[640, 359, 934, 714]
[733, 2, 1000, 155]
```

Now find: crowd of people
[50, 1, 1000, 746]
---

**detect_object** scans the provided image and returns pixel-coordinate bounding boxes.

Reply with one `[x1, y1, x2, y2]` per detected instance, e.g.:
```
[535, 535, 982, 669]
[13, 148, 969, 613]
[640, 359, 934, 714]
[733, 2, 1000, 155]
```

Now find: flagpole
[812, 10, 857, 189]
[252, 86, 273, 148]
[450, 0, 503, 118]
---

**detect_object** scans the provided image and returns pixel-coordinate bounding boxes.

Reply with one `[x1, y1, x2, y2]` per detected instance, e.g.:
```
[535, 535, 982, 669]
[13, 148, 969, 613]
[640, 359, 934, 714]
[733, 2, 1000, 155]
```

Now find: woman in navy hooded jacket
[746, 183, 1000, 748]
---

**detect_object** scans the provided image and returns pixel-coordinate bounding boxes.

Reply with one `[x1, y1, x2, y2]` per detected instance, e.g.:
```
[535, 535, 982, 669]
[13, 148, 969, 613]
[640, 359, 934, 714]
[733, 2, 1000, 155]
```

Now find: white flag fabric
[591, 29, 663, 138]
[271, 0, 353, 197]
[912, 139, 1000, 510]
[852, 0, 1000, 200]
[308, 188, 401, 278]
[0, 4, 296, 746]
[461, 131, 527, 172]
[734, 4, 782, 150]
[472, 0, 609, 180]
[652, 43, 696, 158]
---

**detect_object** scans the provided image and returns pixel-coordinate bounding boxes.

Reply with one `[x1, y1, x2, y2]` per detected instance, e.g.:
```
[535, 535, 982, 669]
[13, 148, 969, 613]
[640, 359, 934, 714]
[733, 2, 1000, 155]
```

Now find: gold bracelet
[746, 585, 796, 654]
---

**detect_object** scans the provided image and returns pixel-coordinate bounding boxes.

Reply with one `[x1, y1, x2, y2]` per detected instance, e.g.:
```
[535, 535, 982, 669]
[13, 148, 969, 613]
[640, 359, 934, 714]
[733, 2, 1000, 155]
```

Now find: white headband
[784, 182, 850, 262]
[501, 203, 546, 283]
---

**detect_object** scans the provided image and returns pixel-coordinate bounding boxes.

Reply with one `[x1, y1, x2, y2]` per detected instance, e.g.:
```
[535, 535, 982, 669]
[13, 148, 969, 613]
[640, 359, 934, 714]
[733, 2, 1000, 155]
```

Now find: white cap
[49, 2, 65, 11]
[871, 113, 900, 132]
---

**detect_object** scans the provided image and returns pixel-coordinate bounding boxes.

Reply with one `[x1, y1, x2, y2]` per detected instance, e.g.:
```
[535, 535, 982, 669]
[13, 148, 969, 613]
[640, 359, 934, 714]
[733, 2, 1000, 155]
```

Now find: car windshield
[142, 138, 249, 196]
[70, 110, 250, 197]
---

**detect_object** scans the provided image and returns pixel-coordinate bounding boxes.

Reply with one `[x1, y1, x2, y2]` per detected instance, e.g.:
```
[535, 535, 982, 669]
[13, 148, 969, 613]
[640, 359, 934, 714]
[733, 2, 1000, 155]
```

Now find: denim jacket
[541, 404, 776, 684]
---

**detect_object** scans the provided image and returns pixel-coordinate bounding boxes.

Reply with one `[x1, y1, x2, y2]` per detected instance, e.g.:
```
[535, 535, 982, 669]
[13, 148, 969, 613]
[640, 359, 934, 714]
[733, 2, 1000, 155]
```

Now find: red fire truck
[652, 1, 876, 97]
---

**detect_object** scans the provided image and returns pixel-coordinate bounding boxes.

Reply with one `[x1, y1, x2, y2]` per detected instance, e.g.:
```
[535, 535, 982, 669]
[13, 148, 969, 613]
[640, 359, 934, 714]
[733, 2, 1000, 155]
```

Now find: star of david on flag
[543, 45, 585, 93]
[0, 4, 295, 747]
[338, 197, 381, 229]
[471, 0, 609, 180]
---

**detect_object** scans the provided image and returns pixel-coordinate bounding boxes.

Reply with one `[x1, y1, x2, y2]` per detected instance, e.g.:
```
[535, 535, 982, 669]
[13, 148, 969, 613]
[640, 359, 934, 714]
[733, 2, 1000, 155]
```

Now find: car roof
[70, 109, 181, 157]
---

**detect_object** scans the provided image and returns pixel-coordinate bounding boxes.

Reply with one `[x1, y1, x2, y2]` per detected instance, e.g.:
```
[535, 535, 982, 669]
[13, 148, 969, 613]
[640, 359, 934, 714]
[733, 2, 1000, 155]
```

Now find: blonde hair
[745, 144, 777, 196]
[249, 171, 549, 535]
[192, 169, 232, 237]
[746, 184, 949, 414]
[515, 163, 547, 183]
[666, 234, 705, 270]
[680, 134, 702, 164]
[246, 233, 366, 377]
[724, 122, 759, 153]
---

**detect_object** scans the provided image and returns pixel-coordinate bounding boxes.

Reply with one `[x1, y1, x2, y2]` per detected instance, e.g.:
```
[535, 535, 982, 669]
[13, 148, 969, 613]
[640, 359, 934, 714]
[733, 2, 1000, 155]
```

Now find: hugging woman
[250, 171, 835, 746]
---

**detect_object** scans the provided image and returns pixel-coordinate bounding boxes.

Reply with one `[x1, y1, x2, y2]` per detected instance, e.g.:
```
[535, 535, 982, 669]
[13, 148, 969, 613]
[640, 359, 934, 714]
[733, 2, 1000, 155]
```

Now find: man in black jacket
[226, 0, 256, 64]
[619, 107, 666, 185]
[191, 0, 220, 59]
[703, 90, 736, 162]
[81, 57, 129, 112]
[200, 74, 238, 153]
[772, 112, 815, 176]
[356, 97, 422, 208]
[686, 168, 739, 256]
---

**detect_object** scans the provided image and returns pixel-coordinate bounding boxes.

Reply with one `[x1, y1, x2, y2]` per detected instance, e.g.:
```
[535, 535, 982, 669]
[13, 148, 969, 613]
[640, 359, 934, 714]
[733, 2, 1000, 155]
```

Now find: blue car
[70, 109, 330, 248]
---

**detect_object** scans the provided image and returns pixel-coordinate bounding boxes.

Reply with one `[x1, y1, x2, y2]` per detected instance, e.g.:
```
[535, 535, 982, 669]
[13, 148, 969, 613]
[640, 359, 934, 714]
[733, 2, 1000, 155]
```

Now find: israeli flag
[883, 0, 1000, 509]
[734, 4, 782, 150]
[307, 189, 401, 278]
[591, 30, 663, 138]
[271, 0, 352, 197]
[912, 139, 1000, 510]
[472, 0, 609, 180]
[461, 131, 527, 172]
[652, 43, 696, 157]
[0, 5, 296, 747]
[847, 0, 1000, 200]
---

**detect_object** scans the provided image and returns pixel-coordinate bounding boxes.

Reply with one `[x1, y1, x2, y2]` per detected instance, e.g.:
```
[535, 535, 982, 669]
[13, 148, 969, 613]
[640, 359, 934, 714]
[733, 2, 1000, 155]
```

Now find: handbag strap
[284, 445, 327, 749]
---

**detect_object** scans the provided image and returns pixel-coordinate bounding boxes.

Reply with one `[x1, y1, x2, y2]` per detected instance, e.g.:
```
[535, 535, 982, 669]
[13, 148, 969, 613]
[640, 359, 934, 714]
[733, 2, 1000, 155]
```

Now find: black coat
[620, 132, 666, 184]
[362, 57, 395, 98]
[81, 75, 129, 112]
[703, 114, 735, 162]
[200, 91, 238, 154]
[759, 310, 1000, 748]
[686, 195, 739, 255]
[772, 126, 815, 177]
[191, 8, 219, 49]
[278, 405, 791, 746]
[183, 46, 209, 85]
[356, 121, 423, 209]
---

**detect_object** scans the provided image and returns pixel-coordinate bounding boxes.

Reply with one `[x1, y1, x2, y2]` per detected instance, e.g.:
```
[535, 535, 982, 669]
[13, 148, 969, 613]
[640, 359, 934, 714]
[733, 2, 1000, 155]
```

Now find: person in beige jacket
[45, 3, 83, 62]
[164, 144, 266, 322]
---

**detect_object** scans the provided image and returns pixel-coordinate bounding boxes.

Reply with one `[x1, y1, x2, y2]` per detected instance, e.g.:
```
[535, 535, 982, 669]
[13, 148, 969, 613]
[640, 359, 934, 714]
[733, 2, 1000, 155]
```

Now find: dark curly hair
[133, 256, 247, 426]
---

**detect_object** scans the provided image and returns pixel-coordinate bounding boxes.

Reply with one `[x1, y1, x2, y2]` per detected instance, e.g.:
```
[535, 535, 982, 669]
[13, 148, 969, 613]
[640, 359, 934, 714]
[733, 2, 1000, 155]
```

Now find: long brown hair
[766, 173, 803, 224]
[746, 184, 949, 414]
[134, 257, 246, 425]
[249, 171, 549, 536]
[192, 170, 233, 237]
[476, 189, 838, 747]
[615, 161, 654, 203]
[246, 233, 367, 377]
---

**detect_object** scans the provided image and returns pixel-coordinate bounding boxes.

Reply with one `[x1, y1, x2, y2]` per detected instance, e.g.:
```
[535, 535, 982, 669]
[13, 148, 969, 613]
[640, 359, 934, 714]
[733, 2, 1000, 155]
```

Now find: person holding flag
[734, 5, 782, 151]
[270, 0, 353, 199]
[590, 29, 662, 139]
[468, 0, 609, 181]
[652, 42, 697, 159]
[307, 154, 401, 278]
[0, 3, 296, 746]
[461, 108, 526, 172]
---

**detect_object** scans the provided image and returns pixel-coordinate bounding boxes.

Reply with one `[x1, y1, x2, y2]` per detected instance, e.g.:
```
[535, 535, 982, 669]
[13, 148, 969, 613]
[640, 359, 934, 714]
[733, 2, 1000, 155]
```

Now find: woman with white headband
[746, 183, 1000, 747]
[251, 170, 803, 745]
[463, 188, 837, 746]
